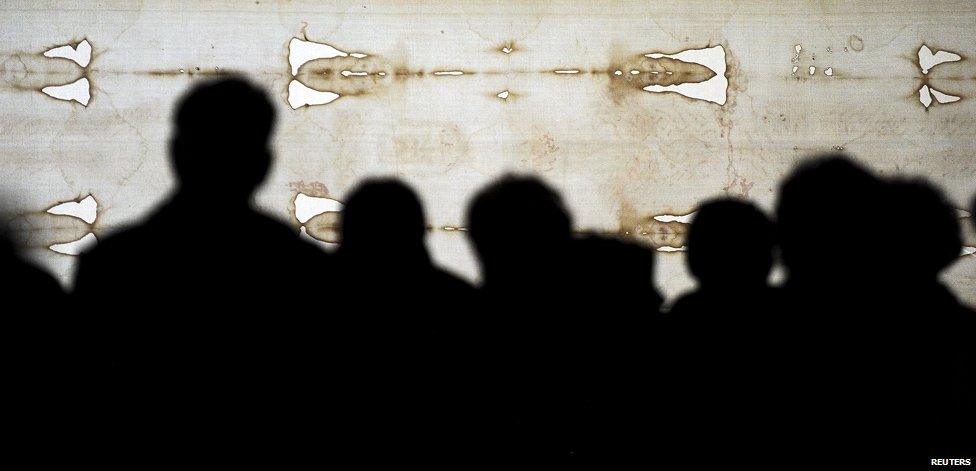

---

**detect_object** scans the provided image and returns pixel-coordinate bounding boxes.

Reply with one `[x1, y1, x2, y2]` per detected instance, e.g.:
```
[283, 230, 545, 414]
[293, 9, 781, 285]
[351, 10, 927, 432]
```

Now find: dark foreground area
[3, 78, 973, 467]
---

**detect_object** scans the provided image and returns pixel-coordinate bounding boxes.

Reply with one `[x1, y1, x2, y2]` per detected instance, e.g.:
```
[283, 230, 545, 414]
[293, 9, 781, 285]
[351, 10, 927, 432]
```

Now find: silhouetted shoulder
[668, 286, 784, 320]
[75, 203, 331, 309]
[1, 230, 83, 461]
[1, 235, 66, 329]
[74, 221, 149, 275]
[572, 236, 658, 293]
[2, 251, 64, 302]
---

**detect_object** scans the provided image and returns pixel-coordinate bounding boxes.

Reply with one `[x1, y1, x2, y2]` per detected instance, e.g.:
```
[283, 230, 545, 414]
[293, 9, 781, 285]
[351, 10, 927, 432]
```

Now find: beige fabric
[1, 1, 973, 302]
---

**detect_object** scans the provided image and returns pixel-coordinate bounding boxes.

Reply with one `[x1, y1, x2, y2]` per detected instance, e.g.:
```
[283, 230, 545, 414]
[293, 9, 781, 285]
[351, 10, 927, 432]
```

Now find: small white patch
[41, 77, 90, 106]
[43, 39, 92, 68]
[287, 80, 340, 109]
[47, 195, 97, 224]
[653, 212, 696, 224]
[294, 193, 342, 224]
[917, 45, 961, 74]
[50, 232, 97, 256]
[288, 37, 348, 75]
[918, 85, 960, 108]
[930, 87, 961, 104]
[918, 85, 933, 108]
[656, 246, 687, 252]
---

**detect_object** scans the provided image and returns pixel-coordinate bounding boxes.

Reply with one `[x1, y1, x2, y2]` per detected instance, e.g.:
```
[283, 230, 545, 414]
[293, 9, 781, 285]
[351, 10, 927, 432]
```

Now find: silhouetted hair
[686, 198, 775, 288]
[887, 178, 961, 277]
[170, 77, 276, 197]
[466, 175, 572, 289]
[340, 179, 426, 255]
[467, 176, 571, 254]
[775, 154, 885, 285]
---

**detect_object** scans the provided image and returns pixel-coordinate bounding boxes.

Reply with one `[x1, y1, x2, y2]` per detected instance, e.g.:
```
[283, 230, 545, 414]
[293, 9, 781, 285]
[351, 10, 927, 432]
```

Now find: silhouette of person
[73, 77, 331, 463]
[466, 175, 660, 461]
[777, 155, 888, 304]
[465, 176, 574, 460]
[328, 178, 477, 461]
[467, 175, 574, 298]
[335, 179, 473, 305]
[567, 233, 661, 460]
[883, 179, 974, 455]
[657, 198, 784, 466]
[774, 155, 950, 465]
[669, 198, 779, 318]
[0, 221, 79, 463]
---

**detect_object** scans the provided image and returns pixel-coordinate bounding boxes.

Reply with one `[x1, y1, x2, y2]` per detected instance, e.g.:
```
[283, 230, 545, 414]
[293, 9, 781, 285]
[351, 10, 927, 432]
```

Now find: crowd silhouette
[3, 77, 973, 466]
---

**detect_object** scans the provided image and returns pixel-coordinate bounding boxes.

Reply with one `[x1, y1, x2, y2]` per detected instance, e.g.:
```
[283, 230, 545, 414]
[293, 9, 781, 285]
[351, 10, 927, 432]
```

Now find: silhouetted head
[338, 179, 428, 264]
[170, 77, 275, 202]
[885, 179, 961, 281]
[467, 175, 572, 286]
[686, 198, 775, 290]
[776, 154, 886, 289]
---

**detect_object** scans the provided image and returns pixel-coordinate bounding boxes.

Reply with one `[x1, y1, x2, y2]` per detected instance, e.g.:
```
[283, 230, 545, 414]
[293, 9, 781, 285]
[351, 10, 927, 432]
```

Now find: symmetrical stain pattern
[916, 45, 964, 109]
[1, 1, 974, 302]
[639, 45, 727, 105]
[285, 36, 730, 108]
[40, 39, 92, 105]
[7, 195, 99, 256]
